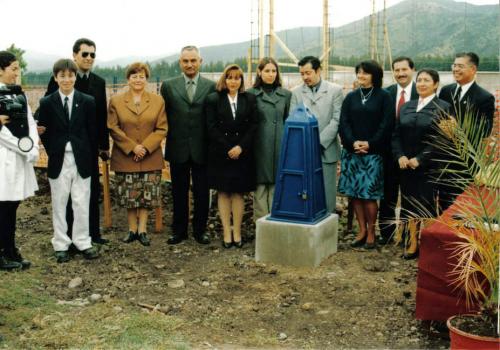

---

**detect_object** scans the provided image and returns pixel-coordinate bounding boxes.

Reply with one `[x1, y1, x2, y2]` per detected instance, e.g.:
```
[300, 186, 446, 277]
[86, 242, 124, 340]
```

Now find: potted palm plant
[433, 108, 499, 349]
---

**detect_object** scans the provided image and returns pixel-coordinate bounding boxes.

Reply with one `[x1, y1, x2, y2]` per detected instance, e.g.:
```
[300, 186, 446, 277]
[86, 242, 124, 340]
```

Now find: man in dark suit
[40, 38, 109, 244]
[160, 46, 216, 245]
[438, 52, 495, 211]
[380, 56, 418, 244]
[38, 59, 99, 263]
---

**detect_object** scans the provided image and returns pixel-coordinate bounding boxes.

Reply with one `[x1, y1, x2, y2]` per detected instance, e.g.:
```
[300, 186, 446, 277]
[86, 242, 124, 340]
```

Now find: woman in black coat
[205, 64, 258, 248]
[392, 68, 450, 259]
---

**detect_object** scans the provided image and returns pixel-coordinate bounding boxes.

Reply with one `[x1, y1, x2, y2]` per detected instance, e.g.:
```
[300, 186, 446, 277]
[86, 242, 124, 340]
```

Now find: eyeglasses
[81, 52, 96, 59]
[451, 64, 470, 70]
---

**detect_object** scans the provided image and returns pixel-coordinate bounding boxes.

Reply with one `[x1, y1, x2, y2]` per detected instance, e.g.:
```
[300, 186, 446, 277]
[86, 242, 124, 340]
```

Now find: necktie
[231, 102, 237, 119]
[63, 96, 70, 120]
[186, 80, 195, 102]
[396, 90, 405, 119]
[454, 85, 462, 103]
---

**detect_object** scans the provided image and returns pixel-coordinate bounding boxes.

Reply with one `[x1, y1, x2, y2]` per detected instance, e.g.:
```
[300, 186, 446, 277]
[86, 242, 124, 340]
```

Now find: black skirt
[208, 155, 255, 193]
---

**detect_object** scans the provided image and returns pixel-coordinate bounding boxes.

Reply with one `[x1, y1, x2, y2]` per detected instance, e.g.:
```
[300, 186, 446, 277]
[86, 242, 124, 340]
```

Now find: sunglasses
[81, 52, 96, 59]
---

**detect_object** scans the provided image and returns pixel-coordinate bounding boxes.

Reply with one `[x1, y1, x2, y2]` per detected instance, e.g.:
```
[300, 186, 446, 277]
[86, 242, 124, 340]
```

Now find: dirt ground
[1, 171, 451, 349]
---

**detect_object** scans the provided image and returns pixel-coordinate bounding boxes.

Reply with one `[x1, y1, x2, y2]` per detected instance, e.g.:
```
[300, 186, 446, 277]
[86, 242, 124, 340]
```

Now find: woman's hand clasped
[399, 156, 419, 170]
[228, 145, 242, 160]
[133, 144, 147, 162]
[353, 140, 369, 154]
[398, 156, 410, 169]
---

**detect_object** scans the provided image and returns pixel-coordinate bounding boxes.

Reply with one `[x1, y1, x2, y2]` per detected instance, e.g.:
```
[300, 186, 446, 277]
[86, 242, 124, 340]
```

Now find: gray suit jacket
[160, 75, 216, 164]
[290, 80, 343, 163]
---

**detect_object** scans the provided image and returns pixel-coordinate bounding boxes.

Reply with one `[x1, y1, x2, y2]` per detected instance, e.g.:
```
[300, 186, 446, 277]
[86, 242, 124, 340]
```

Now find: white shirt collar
[416, 93, 436, 112]
[396, 81, 414, 102]
[457, 80, 474, 99]
[59, 89, 75, 103]
[227, 93, 238, 118]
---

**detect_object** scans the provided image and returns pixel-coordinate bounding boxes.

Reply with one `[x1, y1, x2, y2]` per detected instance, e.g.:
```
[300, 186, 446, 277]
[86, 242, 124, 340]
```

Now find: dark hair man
[378, 56, 418, 245]
[40, 38, 109, 245]
[437, 52, 495, 211]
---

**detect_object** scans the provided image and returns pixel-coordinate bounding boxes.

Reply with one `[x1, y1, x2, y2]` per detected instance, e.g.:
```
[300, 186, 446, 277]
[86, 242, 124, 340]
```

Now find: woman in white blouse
[0, 51, 39, 270]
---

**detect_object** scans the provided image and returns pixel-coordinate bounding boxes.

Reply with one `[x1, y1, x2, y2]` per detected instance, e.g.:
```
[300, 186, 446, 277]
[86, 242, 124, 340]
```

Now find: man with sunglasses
[39, 38, 109, 246]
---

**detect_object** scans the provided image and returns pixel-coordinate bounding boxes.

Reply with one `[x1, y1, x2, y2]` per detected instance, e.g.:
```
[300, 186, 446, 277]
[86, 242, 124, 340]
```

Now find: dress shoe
[8, 248, 31, 269]
[54, 251, 70, 264]
[137, 233, 151, 246]
[233, 241, 243, 249]
[222, 241, 232, 249]
[167, 234, 187, 245]
[377, 235, 393, 245]
[364, 241, 377, 250]
[350, 235, 367, 248]
[0, 255, 22, 270]
[123, 231, 138, 243]
[92, 237, 109, 245]
[194, 233, 210, 245]
[402, 249, 419, 260]
[81, 247, 99, 260]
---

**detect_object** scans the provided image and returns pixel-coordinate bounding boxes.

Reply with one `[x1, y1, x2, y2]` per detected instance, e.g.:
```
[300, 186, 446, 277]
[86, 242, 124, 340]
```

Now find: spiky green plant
[432, 103, 499, 336]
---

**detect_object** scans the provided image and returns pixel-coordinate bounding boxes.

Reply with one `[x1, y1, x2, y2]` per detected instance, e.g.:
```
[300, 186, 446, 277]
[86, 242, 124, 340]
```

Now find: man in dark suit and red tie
[438, 52, 495, 211]
[379, 57, 418, 245]
[40, 38, 109, 245]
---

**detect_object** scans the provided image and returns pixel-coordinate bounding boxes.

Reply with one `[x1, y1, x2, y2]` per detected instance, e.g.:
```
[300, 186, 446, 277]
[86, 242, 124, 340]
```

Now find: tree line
[22, 54, 499, 86]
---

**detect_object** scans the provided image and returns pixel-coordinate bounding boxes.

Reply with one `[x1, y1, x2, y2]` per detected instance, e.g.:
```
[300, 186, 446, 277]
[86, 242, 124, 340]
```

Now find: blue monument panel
[269, 104, 328, 224]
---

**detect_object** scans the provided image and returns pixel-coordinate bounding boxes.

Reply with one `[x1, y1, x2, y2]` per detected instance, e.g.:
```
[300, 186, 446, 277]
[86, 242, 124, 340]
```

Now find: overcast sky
[1, 0, 497, 61]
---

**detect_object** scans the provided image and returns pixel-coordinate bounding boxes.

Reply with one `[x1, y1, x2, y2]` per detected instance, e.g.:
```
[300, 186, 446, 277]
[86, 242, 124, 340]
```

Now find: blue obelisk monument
[255, 104, 339, 267]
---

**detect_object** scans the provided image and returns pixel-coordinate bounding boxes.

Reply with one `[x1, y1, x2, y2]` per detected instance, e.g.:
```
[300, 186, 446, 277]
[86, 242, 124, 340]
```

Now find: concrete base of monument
[255, 213, 338, 267]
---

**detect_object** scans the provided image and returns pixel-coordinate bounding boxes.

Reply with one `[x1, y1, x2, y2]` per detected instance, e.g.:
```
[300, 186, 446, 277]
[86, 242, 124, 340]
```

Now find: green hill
[156, 0, 499, 64]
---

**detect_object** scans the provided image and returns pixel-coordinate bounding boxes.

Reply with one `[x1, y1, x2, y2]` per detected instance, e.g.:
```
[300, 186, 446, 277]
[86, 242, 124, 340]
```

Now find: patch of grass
[0, 273, 187, 349]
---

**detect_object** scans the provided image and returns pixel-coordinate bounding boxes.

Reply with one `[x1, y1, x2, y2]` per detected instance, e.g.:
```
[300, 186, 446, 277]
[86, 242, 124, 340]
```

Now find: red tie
[397, 90, 405, 119]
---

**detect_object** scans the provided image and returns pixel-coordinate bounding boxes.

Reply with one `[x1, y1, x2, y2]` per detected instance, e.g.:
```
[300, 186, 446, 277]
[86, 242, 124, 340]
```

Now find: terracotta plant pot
[447, 314, 500, 350]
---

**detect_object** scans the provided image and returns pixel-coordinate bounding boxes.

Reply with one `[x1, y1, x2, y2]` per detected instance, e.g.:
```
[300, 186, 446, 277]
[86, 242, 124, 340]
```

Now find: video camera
[0, 85, 33, 152]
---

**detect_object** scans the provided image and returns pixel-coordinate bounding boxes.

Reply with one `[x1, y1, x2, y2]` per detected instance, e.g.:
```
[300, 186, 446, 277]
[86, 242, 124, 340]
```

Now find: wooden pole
[322, 0, 329, 79]
[247, 47, 253, 87]
[258, 0, 265, 60]
[101, 160, 112, 228]
[269, 0, 275, 58]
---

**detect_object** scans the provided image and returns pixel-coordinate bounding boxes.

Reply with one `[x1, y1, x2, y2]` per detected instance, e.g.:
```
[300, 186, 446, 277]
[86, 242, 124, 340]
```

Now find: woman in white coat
[0, 51, 39, 270]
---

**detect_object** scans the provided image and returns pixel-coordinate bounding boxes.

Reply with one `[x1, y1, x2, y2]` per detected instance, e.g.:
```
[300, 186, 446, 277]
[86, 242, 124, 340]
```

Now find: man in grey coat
[160, 46, 216, 245]
[290, 56, 343, 213]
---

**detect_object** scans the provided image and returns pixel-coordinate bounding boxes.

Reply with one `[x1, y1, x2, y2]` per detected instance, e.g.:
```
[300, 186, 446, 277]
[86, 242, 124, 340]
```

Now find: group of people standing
[0, 36, 494, 270]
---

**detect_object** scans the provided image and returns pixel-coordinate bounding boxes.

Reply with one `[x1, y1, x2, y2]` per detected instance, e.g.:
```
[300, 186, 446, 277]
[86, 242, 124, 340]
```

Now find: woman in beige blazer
[108, 62, 167, 246]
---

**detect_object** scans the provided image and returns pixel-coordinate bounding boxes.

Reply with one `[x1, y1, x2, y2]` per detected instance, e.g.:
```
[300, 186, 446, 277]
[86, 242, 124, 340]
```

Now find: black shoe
[8, 248, 31, 269]
[377, 236, 393, 245]
[92, 237, 109, 245]
[194, 233, 210, 245]
[402, 249, 419, 260]
[81, 247, 99, 260]
[54, 251, 70, 264]
[137, 233, 150, 247]
[167, 234, 187, 245]
[123, 231, 138, 243]
[222, 241, 232, 249]
[233, 241, 243, 249]
[0, 255, 22, 270]
[364, 241, 377, 250]
[350, 236, 367, 248]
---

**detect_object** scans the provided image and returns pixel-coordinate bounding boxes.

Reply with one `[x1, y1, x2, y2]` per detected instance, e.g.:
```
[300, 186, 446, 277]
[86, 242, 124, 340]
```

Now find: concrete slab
[255, 214, 338, 267]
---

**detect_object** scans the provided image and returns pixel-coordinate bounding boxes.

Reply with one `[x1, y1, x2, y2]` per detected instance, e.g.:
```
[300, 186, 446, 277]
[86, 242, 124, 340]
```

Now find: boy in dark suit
[38, 59, 99, 263]
[40, 38, 109, 245]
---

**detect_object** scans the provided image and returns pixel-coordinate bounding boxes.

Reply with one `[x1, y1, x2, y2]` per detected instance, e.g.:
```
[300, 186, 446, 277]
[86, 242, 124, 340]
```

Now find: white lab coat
[0, 84, 39, 201]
